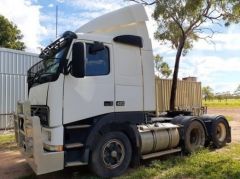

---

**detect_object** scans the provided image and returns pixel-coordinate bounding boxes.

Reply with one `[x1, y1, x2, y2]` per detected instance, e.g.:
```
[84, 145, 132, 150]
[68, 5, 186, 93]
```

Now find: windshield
[43, 47, 66, 74]
[27, 31, 77, 90]
[27, 47, 67, 89]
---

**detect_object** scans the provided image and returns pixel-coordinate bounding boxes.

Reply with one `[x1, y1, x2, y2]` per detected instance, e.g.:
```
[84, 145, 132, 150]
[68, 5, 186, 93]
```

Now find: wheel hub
[216, 122, 227, 142]
[111, 151, 117, 158]
[102, 139, 125, 169]
[190, 128, 200, 145]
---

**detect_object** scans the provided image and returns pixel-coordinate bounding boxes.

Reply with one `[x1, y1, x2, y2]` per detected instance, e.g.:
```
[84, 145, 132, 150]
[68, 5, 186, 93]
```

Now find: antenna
[56, 5, 58, 38]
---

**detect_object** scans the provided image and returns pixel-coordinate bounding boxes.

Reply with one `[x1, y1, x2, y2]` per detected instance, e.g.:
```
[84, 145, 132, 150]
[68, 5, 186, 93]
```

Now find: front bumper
[14, 101, 64, 175]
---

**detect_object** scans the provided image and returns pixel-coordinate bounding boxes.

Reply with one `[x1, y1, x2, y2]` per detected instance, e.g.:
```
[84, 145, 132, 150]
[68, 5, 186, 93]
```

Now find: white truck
[14, 4, 231, 177]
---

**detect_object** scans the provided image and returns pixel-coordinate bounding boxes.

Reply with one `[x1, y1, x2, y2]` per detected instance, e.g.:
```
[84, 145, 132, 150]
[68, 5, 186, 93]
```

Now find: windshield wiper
[31, 71, 56, 86]
[30, 60, 60, 85]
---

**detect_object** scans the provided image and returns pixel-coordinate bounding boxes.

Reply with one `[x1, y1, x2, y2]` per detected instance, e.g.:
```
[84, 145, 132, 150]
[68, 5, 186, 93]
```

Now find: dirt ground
[0, 150, 32, 179]
[207, 108, 240, 143]
[0, 108, 239, 179]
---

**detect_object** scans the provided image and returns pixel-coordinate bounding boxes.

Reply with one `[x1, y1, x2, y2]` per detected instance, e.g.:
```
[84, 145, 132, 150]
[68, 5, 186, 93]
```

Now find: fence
[156, 78, 202, 115]
[0, 48, 40, 129]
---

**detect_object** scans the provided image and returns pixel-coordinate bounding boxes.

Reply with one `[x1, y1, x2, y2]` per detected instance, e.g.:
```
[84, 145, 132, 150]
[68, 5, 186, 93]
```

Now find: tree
[202, 86, 214, 101]
[154, 54, 172, 78]
[130, 0, 240, 111]
[0, 15, 25, 50]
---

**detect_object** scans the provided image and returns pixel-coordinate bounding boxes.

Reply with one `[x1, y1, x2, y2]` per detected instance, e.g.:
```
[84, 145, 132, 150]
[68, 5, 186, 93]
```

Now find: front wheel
[90, 131, 132, 177]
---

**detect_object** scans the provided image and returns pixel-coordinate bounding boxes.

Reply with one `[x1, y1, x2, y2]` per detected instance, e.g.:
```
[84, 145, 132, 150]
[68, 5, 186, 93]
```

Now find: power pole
[56, 5, 58, 38]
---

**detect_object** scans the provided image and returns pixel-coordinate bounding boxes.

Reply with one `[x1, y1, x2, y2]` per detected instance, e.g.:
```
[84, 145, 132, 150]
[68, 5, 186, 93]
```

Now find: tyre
[90, 131, 132, 177]
[184, 120, 206, 153]
[211, 118, 229, 148]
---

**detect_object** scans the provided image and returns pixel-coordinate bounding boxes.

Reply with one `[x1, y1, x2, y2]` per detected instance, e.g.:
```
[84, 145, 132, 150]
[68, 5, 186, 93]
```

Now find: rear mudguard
[171, 115, 208, 141]
[199, 114, 231, 143]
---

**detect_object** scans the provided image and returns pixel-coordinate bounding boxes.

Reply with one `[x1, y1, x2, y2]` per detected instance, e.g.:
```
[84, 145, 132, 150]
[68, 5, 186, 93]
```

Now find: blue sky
[0, 0, 240, 93]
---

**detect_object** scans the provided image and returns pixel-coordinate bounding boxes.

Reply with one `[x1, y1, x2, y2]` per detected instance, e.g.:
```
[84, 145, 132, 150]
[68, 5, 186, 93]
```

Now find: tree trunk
[169, 37, 185, 111]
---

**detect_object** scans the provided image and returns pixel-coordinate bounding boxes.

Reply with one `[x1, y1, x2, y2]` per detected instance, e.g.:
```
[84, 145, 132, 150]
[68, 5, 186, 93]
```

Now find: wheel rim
[216, 122, 226, 142]
[102, 139, 125, 169]
[190, 128, 200, 145]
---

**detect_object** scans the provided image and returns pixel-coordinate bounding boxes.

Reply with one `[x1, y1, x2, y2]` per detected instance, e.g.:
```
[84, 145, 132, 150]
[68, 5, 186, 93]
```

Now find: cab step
[141, 148, 181, 160]
[65, 125, 91, 130]
[65, 161, 87, 167]
[65, 142, 84, 149]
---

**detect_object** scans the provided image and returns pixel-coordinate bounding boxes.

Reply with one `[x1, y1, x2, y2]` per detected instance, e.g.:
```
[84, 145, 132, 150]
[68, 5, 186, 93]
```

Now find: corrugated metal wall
[0, 48, 40, 129]
[156, 78, 202, 113]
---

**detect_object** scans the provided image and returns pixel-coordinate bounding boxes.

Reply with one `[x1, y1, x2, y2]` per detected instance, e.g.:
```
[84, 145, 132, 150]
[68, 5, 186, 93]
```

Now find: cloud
[39, 0, 137, 46]
[193, 33, 240, 51]
[69, 0, 129, 12]
[0, 0, 47, 53]
[57, 0, 64, 3]
[48, 3, 54, 8]
[178, 55, 240, 93]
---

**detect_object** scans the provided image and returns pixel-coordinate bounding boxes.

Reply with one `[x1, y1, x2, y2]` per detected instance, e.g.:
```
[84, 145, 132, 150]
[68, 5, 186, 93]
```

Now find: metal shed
[0, 48, 40, 129]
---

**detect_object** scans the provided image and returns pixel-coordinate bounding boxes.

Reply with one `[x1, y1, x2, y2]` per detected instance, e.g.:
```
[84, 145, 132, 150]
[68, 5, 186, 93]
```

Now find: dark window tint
[85, 43, 110, 76]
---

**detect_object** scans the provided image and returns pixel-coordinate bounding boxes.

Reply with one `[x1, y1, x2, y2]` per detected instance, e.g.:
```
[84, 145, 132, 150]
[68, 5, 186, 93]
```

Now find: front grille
[31, 105, 49, 126]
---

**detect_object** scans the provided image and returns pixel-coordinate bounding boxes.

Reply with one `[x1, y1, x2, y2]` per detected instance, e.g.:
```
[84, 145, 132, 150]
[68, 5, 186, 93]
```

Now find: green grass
[225, 115, 233, 122]
[121, 144, 240, 179]
[20, 145, 240, 179]
[203, 99, 240, 108]
[0, 133, 17, 151]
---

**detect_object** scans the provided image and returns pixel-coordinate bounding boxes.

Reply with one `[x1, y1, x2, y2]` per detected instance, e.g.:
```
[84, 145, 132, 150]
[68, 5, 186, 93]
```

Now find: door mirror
[71, 42, 85, 78]
[89, 41, 104, 54]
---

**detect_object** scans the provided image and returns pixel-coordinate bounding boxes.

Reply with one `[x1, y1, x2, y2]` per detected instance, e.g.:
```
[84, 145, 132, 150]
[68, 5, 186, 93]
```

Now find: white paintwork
[115, 85, 143, 111]
[62, 4, 156, 124]
[77, 33, 113, 44]
[141, 50, 155, 111]
[21, 116, 64, 175]
[19, 4, 159, 175]
[42, 125, 63, 145]
[47, 74, 64, 127]
[63, 43, 114, 124]
[114, 43, 143, 111]
[27, 4, 155, 125]
[76, 4, 148, 36]
[76, 4, 155, 112]
[29, 83, 48, 105]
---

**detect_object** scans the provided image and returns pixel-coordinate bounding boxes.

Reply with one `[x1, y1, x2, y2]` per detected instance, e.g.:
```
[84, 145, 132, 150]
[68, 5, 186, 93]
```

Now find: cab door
[63, 41, 114, 124]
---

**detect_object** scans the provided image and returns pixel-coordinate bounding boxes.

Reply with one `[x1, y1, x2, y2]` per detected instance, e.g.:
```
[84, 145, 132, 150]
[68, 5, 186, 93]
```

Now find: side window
[85, 43, 110, 76]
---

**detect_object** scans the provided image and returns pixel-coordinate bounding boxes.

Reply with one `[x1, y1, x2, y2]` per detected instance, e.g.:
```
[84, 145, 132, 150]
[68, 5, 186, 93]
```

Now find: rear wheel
[90, 131, 132, 177]
[184, 120, 206, 153]
[211, 118, 229, 148]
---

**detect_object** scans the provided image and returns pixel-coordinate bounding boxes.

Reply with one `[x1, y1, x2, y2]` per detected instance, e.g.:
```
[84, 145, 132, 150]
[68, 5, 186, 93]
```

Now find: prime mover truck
[14, 4, 231, 177]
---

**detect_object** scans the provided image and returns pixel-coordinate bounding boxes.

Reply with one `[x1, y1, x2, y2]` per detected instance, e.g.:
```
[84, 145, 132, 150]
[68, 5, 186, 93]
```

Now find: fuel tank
[138, 123, 180, 154]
